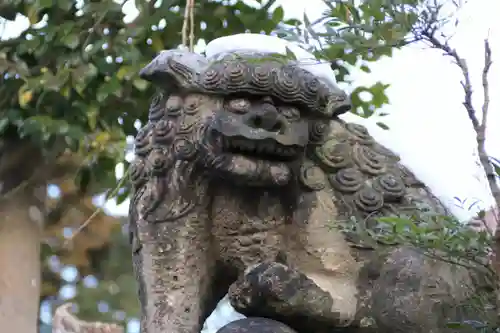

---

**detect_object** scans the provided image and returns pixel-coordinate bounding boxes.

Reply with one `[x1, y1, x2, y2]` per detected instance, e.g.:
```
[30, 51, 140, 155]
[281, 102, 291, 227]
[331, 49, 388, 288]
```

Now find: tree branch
[52, 303, 123, 333]
[421, 28, 500, 324]
[420, 32, 499, 208]
[478, 40, 500, 211]
[421, 32, 480, 130]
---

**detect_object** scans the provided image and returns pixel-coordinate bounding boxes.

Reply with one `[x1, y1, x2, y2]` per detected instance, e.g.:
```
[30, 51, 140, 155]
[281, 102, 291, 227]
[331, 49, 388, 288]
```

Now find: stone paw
[216, 317, 298, 333]
[228, 262, 341, 332]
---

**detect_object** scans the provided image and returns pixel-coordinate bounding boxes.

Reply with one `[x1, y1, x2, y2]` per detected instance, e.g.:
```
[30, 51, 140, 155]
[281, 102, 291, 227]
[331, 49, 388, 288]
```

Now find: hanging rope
[181, 0, 196, 51]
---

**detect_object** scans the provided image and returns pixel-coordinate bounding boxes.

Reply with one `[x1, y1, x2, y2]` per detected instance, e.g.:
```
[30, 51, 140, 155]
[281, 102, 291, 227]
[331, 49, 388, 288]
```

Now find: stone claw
[228, 262, 342, 332]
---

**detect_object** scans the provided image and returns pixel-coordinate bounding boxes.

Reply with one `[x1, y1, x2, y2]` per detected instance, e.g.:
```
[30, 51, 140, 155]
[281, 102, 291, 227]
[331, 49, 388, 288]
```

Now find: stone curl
[129, 159, 148, 189]
[173, 137, 197, 161]
[345, 123, 373, 144]
[314, 120, 412, 225]
[166, 95, 184, 117]
[196, 60, 350, 119]
[329, 167, 364, 193]
[134, 125, 152, 157]
[153, 119, 175, 145]
[149, 148, 170, 175]
[352, 144, 386, 175]
[299, 162, 327, 191]
[308, 121, 330, 144]
[353, 185, 385, 212]
[149, 93, 166, 121]
[315, 140, 354, 170]
[373, 173, 406, 201]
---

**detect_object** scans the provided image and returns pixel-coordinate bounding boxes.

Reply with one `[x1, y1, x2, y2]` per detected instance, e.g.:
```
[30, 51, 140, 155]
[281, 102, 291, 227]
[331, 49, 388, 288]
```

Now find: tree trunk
[0, 186, 46, 333]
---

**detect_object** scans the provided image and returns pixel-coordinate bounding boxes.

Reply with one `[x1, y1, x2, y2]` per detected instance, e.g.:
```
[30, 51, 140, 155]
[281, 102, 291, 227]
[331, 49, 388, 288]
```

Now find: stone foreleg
[131, 200, 215, 333]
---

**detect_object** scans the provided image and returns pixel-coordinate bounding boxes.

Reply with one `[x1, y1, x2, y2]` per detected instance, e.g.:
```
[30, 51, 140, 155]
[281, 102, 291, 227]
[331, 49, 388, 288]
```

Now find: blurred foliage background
[0, 0, 474, 332]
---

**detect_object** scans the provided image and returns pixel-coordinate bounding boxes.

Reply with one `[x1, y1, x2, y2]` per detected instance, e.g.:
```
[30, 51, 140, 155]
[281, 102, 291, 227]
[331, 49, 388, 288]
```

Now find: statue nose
[245, 104, 285, 132]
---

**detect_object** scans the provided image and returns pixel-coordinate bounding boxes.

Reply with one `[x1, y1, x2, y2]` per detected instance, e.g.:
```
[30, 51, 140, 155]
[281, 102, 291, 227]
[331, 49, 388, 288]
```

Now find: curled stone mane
[127, 46, 477, 333]
[197, 58, 349, 118]
[304, 119, 447, 245]
[140, 50, 351, 118]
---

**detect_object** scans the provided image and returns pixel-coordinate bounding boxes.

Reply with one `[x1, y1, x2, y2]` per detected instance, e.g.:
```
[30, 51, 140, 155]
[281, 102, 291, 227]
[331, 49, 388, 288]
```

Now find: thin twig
[81, 10, 109, 60]
[189, 0, 195, 51]
[181, 1, 190, 47]
[420, 28, 500, 296]
[181, 0, 195, 51]
[63, 168, 129, 247]
[421, 32, 499, 210]
[478, 39, 500, 212]
[422, 32, 480, 131]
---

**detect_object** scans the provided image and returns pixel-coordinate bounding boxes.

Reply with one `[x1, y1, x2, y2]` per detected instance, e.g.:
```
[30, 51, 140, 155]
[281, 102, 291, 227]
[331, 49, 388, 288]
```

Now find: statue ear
[139, 49, 209, 91]
[324, 92, 352, 118]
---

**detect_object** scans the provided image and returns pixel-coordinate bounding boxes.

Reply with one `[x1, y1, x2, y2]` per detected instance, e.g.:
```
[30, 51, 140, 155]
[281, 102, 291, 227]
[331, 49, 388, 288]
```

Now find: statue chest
[209, 184, 289, 270]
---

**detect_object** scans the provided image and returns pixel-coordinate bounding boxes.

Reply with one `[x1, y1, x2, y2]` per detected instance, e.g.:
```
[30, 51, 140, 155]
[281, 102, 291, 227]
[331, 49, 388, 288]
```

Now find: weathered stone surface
[228, 255, 483, 333]
[127, 44, 479, 333]
[360, 247, 479, 333]
[228, 262, 340, 332]
[216, 318, 298, 333]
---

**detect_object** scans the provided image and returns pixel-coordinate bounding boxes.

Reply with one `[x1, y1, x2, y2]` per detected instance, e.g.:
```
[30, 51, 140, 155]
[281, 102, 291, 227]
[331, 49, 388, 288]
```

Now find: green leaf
[38, 0, 55, 9]
[116, 66, 135, 81]
[18, 88, 34, 109]
[0, 118, 9, 134]
[360, 64, 371, 73]
[150, 33, 164, 53]
[97, 77, 122, 102]
[133, 78, 149, 91]
[271, 6, 284, 24]
[376, 122, 389, 130]
[62, 33, 80, 49]
[57, 0, 74, 11]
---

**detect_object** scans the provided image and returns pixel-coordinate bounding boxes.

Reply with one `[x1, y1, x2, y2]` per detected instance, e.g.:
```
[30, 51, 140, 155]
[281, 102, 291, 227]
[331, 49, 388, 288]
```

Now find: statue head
[134, 34, 351, 188]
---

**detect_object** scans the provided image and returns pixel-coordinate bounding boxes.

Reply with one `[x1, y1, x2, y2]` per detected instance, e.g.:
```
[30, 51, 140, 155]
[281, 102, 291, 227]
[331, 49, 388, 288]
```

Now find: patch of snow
[205, 33, 339, 90]
[200, 294, 246, 333]
[339, 112, 492, 221]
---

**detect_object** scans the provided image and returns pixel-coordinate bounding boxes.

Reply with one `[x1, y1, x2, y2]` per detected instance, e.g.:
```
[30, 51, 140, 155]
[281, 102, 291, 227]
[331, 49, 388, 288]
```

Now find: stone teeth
[223, 137, 230, 149]
[244, 141, 255, 151]
[263, 143, 274, 155]
[223, 136, 297, 159]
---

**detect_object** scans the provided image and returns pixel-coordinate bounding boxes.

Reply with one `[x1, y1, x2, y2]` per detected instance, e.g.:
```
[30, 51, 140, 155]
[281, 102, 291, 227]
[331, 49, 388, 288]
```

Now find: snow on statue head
[204, 33, 340, 91]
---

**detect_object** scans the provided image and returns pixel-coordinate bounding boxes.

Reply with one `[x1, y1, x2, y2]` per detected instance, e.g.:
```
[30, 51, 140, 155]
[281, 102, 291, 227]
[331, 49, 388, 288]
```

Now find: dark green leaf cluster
[374, 213, 492, 269]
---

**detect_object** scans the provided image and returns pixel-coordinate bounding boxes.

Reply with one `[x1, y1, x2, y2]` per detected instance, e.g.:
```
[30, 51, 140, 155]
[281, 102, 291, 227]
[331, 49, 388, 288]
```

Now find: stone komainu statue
[128, 45, 477, 333]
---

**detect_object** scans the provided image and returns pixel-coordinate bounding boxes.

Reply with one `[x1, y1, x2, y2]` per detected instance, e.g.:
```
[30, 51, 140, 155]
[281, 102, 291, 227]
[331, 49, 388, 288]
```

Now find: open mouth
[220, 135, 300, 162]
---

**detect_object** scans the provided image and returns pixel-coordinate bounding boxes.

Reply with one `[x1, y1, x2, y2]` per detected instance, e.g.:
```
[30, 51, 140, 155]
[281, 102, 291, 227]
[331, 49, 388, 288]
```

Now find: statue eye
[279, 106, 301, 121]
[226, 98, 250, 113]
